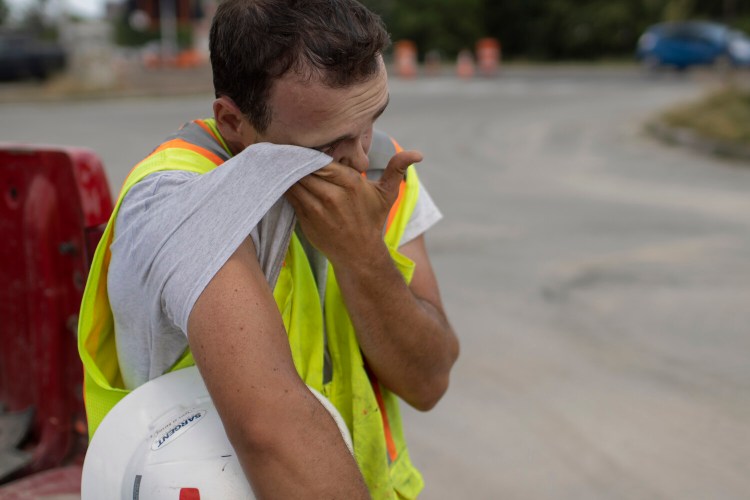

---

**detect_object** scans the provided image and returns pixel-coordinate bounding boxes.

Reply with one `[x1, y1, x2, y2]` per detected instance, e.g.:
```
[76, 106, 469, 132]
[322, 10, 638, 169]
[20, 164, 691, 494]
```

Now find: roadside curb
[646, 120, 750, 163]
[0, 85, 213, 104]
[0, 65, 214, 105]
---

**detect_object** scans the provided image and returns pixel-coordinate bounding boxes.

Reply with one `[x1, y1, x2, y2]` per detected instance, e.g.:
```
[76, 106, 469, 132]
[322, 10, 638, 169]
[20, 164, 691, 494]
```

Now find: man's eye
[320, 142, 339, 155]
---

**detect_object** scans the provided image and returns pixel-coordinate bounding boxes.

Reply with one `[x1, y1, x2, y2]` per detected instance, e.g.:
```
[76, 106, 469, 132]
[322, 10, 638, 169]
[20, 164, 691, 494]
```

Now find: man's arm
[286, 152, 459, 411]
[333, 232, 459, 410]
[187, 236, 369, 499]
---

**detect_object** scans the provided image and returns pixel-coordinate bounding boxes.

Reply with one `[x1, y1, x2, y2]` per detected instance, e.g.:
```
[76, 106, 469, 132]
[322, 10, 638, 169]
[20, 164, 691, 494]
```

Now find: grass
[660, 86, 750, 146]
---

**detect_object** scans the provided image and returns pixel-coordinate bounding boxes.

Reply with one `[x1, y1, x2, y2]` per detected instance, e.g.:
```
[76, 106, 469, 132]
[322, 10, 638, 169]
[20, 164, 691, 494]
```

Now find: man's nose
[338, 140, 369, 173]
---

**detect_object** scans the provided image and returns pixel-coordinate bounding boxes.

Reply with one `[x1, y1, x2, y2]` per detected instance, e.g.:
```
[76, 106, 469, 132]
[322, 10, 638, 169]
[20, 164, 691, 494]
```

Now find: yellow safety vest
[78, 119, 424, 498]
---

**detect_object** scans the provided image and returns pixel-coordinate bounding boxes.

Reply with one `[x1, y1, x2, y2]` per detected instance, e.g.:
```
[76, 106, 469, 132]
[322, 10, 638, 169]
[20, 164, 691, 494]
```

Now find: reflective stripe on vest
[78, 121, 424, 499]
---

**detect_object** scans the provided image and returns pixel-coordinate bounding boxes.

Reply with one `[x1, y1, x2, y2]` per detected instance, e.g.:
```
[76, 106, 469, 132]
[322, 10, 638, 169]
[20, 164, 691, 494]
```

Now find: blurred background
[3, 0, 750, 69]
[1, 1, 750, 499]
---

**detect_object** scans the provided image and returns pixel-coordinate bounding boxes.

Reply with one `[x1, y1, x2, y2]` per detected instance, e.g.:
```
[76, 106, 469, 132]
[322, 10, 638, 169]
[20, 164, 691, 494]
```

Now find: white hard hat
[81, 366, 352, 500]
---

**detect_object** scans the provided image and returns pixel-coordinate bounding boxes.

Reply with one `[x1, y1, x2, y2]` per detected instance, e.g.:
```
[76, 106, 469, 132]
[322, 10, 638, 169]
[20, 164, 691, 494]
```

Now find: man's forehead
[270, 64, 387, 116]
[277, 60, 386, 90]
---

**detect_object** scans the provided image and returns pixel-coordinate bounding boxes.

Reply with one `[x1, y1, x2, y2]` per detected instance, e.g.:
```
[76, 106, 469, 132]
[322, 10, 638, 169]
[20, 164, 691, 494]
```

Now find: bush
[661, 87, 750, 145]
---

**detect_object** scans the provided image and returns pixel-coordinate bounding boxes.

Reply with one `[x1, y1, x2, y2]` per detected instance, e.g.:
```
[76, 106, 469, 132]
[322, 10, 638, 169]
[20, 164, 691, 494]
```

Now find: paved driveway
[2, 66, 749, 499]
[385, 69, 750, 500]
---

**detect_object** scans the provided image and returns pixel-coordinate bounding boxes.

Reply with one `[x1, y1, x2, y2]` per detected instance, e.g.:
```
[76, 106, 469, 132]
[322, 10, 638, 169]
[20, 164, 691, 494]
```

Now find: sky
[6, 0, 108, 19]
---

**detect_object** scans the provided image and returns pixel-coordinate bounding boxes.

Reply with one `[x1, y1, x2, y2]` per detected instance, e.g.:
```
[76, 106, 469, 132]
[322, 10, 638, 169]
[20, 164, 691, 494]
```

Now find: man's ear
[213, 96, 256, 154]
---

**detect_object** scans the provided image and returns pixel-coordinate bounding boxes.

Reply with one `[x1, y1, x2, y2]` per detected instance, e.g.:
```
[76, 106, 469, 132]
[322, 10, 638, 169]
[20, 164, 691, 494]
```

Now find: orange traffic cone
[456, 49, 475, 79]
[476, 38, 501, 77]
[394, 40, 418, 79]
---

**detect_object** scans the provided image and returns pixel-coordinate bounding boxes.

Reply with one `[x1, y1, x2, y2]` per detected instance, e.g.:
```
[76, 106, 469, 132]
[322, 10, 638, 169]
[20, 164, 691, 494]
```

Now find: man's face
[252, 57, 389, 173]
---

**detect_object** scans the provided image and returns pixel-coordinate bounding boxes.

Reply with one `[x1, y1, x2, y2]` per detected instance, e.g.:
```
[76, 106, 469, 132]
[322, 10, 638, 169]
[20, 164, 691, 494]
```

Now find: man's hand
[285, 150, 423, 266]
[285, 150, 458, 411]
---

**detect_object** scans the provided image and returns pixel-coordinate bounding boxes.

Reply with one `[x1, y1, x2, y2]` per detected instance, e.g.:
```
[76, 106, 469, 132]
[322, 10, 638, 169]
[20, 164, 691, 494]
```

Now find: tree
[364, 0, 750, 62]
[483, 0, 684, 60]
[0, 0, 9, 27]
[664, 0, 695, 21]
[362, 0, 485, 59]
[19, 0, 59, 40]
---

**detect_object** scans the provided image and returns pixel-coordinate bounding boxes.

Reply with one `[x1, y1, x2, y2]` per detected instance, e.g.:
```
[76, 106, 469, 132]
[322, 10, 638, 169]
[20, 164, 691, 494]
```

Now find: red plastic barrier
[0, 145, 112, 483]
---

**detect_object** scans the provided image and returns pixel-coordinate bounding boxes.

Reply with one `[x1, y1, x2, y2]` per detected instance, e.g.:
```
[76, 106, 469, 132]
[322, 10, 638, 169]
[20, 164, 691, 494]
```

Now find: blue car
[636, 21, 750, 70]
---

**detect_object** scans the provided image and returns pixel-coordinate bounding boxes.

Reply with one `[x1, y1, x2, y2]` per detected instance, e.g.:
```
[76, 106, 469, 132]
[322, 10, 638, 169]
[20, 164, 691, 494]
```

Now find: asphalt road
[2, 66, 749, 499]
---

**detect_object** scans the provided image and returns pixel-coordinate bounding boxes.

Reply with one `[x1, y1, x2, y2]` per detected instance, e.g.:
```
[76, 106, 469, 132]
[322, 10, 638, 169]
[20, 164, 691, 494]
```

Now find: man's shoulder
[118, 170, 200, 216]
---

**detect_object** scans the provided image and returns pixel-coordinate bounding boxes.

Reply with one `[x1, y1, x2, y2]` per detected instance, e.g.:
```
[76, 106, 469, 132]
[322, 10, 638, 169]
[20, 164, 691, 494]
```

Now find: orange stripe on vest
[374, 135, 409, 460]
[151, 139, 225, 166]
[192, 119, 222, 144]
[385, 136, 406, 233]
[119, 138, 225, 197]
[365, 364, 399, 462]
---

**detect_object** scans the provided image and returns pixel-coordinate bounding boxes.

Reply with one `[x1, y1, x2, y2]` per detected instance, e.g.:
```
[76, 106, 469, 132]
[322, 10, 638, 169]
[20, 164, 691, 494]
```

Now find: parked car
[0, 33, 67, 81]
[636, 21, 750, 70]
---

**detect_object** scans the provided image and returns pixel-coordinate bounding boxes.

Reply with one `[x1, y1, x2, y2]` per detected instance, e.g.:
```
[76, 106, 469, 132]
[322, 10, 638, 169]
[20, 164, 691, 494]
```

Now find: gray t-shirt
[108, 143, 442, 390]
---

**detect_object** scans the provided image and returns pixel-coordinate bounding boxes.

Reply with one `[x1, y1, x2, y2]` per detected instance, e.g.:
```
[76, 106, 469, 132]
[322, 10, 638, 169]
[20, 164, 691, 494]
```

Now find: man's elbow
[218, 391, 369, 499]
[406, 376, 448, 411]
[221, 392, 310, 457]
[410, 338, 459, 412]
[224, 411, 281, 458]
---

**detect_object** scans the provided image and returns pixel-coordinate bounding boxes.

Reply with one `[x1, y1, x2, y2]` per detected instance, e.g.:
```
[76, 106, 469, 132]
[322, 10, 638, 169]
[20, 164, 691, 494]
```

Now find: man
[78, 0, 458, 498]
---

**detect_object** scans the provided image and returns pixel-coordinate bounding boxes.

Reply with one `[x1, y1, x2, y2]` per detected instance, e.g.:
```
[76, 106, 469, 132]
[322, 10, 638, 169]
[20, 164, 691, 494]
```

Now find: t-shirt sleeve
[399, 177, 443, 246]
[109, 143, 331, 335]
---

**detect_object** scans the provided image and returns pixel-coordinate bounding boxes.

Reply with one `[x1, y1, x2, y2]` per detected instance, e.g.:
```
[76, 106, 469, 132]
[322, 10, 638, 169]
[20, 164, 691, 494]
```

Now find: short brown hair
[209, 0, 390, 132]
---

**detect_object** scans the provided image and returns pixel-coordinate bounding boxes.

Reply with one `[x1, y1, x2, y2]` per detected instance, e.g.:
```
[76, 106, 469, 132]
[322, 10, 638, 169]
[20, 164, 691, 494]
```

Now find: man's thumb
[380, 150, 423, 202]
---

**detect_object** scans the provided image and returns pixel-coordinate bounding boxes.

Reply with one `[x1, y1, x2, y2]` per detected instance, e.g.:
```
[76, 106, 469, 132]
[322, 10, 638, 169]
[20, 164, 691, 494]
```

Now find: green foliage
[0, 0, 8, 28]
[731, 17, 750, 35]
[361, 0, 750, 61]
[113, 11, 193, 49]
[661, 87, 750, 144]
[664, 0, 696, 21]
[482, 0, 660, 60]
[19, 0, 59, 40]
[114, 14, 160, 47]
[361, 0, 485, 59]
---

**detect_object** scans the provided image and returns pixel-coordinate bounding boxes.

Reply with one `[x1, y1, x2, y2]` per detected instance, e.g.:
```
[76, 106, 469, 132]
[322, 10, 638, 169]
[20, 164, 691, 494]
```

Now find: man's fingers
[379, 150, 423, 201]
[296, 171, 340, 195]
[311, 162, 360, 187]
[285, 182, 319, 216]
[286, 170, 350, 219]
